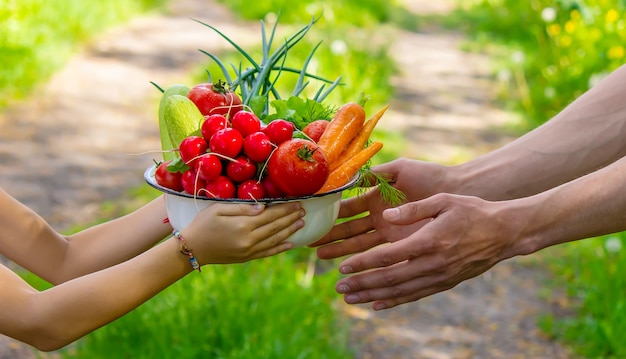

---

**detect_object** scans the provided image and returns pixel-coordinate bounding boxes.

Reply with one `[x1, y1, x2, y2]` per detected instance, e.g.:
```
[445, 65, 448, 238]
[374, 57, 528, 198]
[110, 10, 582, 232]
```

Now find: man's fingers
[336, 192, 371, 218]
[309, 215, 374, 247]
[337, 236, 417, 273]
[335, 261, 455, 307]
[382, 194, 447, 225]
[316, 231, 384, 259]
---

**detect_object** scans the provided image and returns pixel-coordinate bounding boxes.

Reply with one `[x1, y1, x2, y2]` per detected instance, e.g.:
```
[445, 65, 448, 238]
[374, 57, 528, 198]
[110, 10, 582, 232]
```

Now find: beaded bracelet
[172, 230, 201, 273]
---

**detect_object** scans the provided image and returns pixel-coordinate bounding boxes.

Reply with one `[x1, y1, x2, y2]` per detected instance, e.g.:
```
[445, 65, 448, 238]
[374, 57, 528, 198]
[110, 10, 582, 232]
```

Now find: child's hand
[181, 202, 305, 264]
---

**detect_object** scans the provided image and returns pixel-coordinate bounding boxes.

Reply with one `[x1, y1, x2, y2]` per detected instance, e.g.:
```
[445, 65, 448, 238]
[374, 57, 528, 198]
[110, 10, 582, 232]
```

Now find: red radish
[226, 155, 257, 183]
[261, 176, 286, 199]
[205, 176, 236, 199]
[231, 110, 261, 138]
[195, 154, 222, 182]
[243, 131, 274, 163]
[237, 180, 266, 200]
[210, 128, 243, 158]
[262, 119, 294, 145]
[181, 169, 207, 195]
[201, 114, 229, 142]
[179, 136, 208, 167]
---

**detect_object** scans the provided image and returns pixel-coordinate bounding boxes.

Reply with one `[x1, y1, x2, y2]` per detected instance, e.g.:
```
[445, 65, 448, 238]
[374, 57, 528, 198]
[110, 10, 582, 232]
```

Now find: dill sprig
[356, 168, 406, 206]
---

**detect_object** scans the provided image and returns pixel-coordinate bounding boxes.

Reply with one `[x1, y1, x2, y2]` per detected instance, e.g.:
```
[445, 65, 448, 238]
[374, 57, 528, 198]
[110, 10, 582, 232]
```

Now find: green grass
[59, 245, 353, 359]
[0, 0, 168, 108]
[214, 0, 420, 30]
[538, 232, 626, 358]
[448, 0, 626, 130]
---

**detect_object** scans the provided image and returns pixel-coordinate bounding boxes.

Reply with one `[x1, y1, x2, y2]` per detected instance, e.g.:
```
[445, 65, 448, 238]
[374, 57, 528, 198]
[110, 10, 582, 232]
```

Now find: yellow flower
[547, 24, 561, 36]
[565, 20, 576, 34]
[570, 9, 581, 20]
[608, 46, 625, 59]
[606, 9, 619, 23]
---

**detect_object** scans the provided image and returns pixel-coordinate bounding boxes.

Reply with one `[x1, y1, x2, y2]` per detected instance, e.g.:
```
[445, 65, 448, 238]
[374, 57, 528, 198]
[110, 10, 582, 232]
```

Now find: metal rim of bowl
[144, 165, 362, 203]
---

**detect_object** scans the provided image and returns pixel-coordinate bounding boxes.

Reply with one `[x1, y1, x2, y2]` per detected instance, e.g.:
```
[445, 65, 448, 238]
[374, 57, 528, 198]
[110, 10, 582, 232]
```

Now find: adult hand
[312, 158, 450, 259]
[333, 193, 517, 310]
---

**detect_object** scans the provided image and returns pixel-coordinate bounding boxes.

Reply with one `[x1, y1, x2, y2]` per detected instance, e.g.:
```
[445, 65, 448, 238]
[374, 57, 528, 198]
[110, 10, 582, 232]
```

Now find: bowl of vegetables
[146, 17, 393, 248]
[145, 164, 360, 248]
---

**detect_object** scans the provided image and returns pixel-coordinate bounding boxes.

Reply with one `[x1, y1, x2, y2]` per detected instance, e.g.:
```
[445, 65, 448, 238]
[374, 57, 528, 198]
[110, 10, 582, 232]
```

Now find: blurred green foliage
[453, 0, 626, 129]
[214, 0, 420, 30]
[0, 0, 167, 108]
[61, 245, 353, 359]
[539, 232, 626, 358]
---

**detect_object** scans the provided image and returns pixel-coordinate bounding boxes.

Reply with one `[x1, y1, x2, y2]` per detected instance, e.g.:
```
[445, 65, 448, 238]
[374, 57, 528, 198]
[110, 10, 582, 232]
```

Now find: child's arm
[0, 188, 303, 350]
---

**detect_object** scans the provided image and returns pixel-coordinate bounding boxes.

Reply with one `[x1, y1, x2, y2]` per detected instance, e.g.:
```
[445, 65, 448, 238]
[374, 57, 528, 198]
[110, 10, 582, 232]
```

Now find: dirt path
[0, 0, 573, 358]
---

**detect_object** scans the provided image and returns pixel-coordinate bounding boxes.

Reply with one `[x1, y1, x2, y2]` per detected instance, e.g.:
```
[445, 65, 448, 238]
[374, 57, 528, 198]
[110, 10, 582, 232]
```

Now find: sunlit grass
[0, 0, 167, 108]
[449, 0, 626, 130]
[538, 233, 626, 358]
[60, 243, 354, 359]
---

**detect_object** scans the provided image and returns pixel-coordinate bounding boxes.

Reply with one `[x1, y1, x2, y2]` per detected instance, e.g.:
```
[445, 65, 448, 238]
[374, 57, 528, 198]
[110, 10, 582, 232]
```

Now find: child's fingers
[235, 210, 304, 261]
[207, 202, 266, 216]
[252, 208, 305, 239]
[247, 240, 293, 260]
[255, 202, 302, 227]
[209, 202, 303, 225]
[246, 217, 304, 259]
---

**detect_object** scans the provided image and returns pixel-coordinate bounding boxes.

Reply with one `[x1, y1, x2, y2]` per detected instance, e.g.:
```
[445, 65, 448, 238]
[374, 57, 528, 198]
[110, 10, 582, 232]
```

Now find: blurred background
[1, 0, 625, 358]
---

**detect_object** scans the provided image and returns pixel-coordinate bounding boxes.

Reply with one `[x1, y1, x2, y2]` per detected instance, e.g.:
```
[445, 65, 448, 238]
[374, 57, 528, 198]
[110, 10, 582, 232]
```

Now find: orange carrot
[330, 104, 389, 171]
[316, 141, 383, 194]
[316, 102, 366, 164]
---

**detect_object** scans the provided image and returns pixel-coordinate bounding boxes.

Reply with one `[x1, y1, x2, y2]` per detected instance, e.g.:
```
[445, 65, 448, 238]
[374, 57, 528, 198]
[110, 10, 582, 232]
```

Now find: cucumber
[158, 84, 190, 161]
[162, 94, 204, 157]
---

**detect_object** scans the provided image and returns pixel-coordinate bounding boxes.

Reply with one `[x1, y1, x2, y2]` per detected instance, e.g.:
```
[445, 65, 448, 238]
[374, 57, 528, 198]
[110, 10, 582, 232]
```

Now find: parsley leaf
[266, 96, 335, 130]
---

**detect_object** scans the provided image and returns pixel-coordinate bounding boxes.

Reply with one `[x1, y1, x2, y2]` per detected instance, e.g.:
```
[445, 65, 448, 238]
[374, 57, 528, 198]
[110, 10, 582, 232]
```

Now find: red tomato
[226, 155, 257, 183]
[262, 119, 294, 145]
[187, 81, 243, 118]
[267, 138, 329, 197]
[237, 180, 266, 200]
[201, 114, 229, 142]
[209, 127, 243, 159]
[302, 120, 329, 143]
[231, 110, 261, 138]
[243, 131, 274, 163]
[181, 169, 207, 196]
[155, 161, 184, 192]
[205, 176, 236, 199]
[179, 136, 208, 167]
[195, 154, 222, 182]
